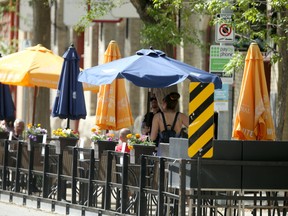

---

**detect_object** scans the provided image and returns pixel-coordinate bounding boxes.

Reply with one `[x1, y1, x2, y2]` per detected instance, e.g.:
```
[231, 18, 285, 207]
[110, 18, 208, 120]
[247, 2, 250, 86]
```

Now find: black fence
[1, 139, 288, 216]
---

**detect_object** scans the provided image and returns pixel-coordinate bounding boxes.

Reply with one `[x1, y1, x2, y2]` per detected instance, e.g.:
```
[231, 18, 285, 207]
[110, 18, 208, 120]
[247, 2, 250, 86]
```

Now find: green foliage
[76, 0, 288, 74]
[223, 51, 245, 75]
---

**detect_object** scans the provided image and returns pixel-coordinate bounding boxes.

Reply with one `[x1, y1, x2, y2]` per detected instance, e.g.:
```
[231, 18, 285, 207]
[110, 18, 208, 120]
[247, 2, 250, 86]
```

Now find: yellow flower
[135, 133, 141, 139]
[126, 133, 132, 139]
[128, 145, 134, 150]
[91, 127, 97, 132]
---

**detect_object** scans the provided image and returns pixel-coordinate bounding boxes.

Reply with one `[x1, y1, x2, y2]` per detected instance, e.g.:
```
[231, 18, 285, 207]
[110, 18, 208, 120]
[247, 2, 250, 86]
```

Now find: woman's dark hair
[163, 92, 180, 110]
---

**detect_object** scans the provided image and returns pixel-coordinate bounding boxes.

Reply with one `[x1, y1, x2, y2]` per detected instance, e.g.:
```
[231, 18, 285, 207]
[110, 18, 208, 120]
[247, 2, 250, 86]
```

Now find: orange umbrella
[95, 40, 134, 130]
[0, 44, 98, 91]
[232, 43, 275, 140]
[0, 44, 98, 124]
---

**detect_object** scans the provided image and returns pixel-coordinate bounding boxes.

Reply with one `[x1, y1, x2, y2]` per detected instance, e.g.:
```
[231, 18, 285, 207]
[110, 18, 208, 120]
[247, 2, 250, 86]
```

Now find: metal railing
[1, 139, 288, 216]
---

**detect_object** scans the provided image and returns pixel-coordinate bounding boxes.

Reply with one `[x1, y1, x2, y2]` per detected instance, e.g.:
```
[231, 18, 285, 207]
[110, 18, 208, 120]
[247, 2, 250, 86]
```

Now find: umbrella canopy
[78, 48, 222, 89]
[232, 43, 275, 140]
[0, 83, 15, 121]
[0, 44, 98, 91]
[96, 40, 134, 130]
[52, 44, 86, 128]
[0, 44, 97, 124]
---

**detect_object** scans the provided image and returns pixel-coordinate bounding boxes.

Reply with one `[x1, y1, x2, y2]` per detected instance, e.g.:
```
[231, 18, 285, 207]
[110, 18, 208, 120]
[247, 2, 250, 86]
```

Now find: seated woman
[115, 128, 131, 153]
[150, 92, 189, 146]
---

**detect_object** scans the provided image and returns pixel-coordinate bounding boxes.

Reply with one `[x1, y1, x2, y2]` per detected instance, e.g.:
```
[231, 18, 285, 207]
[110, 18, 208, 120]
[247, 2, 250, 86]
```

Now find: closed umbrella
[78, 48, 222, 89]
[232, 43, 275, 140]
[52, 44, 86, 128]
[96, 40, 134, 130]
[0, 82, 15, 121]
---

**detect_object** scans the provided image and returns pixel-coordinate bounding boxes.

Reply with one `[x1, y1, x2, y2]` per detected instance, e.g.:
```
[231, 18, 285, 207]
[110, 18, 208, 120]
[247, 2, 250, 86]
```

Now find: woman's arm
[181, 113, 189, 127]
[150, 113, 160, 141]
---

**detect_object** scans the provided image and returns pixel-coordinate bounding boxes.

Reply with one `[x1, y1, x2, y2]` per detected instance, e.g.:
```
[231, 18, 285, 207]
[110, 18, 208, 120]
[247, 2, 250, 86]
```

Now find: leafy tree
[184, 0, 288, 140]
[77, 0, 288, 140]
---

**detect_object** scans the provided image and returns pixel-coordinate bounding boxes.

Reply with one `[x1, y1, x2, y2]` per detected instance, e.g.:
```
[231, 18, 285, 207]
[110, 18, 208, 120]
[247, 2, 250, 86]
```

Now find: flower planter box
[59, 137, 79, 150]
[130, 144, 156, 164]
[94, 140, 118, 159]
[0, 131, 9, 139]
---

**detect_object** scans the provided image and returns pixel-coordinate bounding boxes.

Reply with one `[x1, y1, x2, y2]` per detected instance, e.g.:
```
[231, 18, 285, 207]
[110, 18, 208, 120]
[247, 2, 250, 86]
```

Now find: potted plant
[52, 128, 79, 149]
[0, 122, 9, 139]
[126, 133, 156, 164]
[90, 127, 117, 159]
[26, 123, 48, 144]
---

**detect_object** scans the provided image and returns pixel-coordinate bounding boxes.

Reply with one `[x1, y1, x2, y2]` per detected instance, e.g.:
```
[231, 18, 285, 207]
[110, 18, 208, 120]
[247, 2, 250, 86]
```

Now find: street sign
[214, 84, 229, 111]
[215, 13, 234, 43]
[188, 82, 214, 158]
[209, 45, 234, 84]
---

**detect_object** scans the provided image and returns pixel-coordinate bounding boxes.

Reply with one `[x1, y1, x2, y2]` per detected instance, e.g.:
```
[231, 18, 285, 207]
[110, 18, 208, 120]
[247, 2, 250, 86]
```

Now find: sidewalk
[0, 201, 65, 216]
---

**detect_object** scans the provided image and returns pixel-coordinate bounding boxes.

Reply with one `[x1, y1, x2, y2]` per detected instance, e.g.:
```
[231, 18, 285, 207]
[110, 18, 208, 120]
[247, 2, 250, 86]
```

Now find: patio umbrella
[0, 44, 98, 90]
[96, 40, 134, 130]
[78, 48, 222, 89]
[0, 83, 15, 121]
[51, 44, 86, 129]
[232, 43, 275, 140]
[0, 44, 97, 124]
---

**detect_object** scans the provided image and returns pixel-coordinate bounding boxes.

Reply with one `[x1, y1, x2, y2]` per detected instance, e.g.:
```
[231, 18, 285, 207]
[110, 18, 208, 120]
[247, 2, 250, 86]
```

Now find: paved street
[0, 201, 65, 216]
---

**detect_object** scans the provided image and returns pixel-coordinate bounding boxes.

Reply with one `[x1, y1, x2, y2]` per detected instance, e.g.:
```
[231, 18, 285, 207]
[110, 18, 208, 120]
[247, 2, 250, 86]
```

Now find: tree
[184, 0, 288, 140]
[31, 0, 51, 133]
[78, 0, 288, 140]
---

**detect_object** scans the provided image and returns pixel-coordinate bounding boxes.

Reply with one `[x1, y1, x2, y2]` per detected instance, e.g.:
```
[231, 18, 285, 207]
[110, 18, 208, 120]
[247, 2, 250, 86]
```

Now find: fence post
[87, 148, 94, 206]
[2, 140, 9, 190]
[158, 157, 165, 216]
[57, 150, 63, 201]
[138, 155, 147, 215]
[71, 147, 78, 204]
[120, 153, 129, 213]
[27, 142, 35, 195]
[179, 159, 186, 216]
[42, 145, 50, 198]
[14, 141, 22, 192]
[104, 151, 113, 210]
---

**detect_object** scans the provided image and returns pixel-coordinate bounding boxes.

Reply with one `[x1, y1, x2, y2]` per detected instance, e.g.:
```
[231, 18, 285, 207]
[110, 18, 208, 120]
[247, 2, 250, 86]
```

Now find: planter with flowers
[52, 128, 79, 150]
[26, 123, 48, 144]
[126, 133, 156, 164]
[90, 127, 117, 159]
[0, 123, 9, 139]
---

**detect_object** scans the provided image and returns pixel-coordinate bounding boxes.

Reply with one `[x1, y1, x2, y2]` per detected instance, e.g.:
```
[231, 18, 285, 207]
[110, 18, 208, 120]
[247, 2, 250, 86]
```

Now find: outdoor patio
[0, 138, 288, 216]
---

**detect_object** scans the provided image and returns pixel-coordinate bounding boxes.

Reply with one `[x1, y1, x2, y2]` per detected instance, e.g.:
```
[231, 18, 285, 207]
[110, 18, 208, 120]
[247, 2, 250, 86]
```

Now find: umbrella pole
[67, 118, 70, 129]
[32, 87, 38, 125]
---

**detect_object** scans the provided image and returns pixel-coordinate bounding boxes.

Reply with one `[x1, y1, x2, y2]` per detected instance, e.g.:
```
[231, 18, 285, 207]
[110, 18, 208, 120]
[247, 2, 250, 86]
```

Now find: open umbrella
[0, 83, 15, 121]
[95, 40, 134, 130]
[232, 43, 275, 140]
[52, 44, 86, 128]
[0, 44, 97, 124]
[78, 48, 222, 89]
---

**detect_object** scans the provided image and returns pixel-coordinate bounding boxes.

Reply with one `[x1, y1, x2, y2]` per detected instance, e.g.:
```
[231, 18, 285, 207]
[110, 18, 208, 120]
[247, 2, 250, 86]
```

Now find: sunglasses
[150, 97, 157, 101]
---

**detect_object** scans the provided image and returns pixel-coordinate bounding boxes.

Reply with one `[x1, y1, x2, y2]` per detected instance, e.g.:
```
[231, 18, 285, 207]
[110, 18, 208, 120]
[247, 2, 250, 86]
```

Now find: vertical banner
[188, 82, 214, 158]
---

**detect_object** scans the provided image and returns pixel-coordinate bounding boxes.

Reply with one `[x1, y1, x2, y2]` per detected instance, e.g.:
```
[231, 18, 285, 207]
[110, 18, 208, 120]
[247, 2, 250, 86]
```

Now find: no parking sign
[215, 13, 234, 43]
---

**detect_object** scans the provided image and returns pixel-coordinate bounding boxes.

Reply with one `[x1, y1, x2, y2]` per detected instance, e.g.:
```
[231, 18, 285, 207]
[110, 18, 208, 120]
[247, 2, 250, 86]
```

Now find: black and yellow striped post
[188, 82, 215, 158]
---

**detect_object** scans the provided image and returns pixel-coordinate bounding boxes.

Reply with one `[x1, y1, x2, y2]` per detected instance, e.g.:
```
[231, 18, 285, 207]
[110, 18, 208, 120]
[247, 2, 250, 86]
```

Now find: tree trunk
[32, 0, 51, 134]
[276, 8, 288, 140]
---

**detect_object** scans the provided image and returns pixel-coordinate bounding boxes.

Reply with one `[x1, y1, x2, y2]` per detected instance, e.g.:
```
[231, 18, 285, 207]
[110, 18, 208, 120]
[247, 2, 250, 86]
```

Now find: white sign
[215, 13, 234, 43]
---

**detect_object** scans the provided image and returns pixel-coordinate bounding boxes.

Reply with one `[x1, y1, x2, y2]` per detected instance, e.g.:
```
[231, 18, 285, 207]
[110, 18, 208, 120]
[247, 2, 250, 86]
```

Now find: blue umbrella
[52, 44, 86, 128]
[0, 82, 15, 121]
[78, 48, 222, 89]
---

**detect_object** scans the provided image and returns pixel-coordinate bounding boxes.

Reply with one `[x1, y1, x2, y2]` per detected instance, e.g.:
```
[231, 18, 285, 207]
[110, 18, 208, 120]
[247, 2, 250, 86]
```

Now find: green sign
[209, 45, 234, 84]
